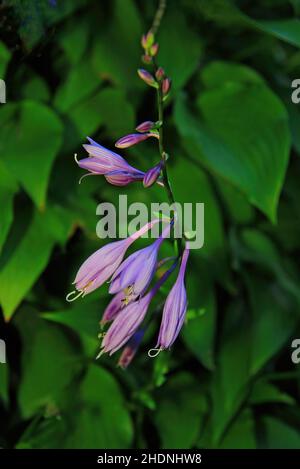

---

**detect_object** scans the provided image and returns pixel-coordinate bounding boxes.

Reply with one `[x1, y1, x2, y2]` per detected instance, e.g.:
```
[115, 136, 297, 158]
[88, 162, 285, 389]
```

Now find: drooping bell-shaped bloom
[68, 219, 161, 299]
[115, 132, 158, 149]
[118, 329, 145, 369]
[99, 264, 175, 356]
[143, 161, 162, 188]
[156, 244, 190, 350]
[76, 137, 145, 185]
[100, 293, 152, 356]
[109, 223, 171, 297]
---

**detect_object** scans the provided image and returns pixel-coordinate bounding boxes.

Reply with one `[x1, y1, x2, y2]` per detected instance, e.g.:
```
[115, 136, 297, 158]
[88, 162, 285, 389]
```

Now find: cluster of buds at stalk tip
[69, 25, 190, 368]
[141, 30, 159, 64]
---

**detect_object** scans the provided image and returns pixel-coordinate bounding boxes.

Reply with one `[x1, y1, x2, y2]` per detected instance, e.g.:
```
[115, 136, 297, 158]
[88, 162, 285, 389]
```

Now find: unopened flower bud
[143, 162, 162, 188]
[142, 54, 152, 64]
[150, 43, 159, 57]
[141, 31, 154, 50]
[138, 69, 158, 88]
[162, 77, 171, 95]
[155, 67, 165, 81]
[136, 121, 154, 133]
[118, 330, 145, 369]
[115, 132, 158, 149]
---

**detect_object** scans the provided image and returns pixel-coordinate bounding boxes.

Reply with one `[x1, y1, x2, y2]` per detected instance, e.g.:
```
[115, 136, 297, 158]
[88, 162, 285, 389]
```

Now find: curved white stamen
[66, 289, 84, 302]
[78, 173, 98, 184]
[147, 348, 162, 358]
[74, 153, 79, 164]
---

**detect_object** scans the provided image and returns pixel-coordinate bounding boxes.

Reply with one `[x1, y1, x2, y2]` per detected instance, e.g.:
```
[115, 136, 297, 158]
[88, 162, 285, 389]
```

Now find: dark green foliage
[0, 0, 300, 449]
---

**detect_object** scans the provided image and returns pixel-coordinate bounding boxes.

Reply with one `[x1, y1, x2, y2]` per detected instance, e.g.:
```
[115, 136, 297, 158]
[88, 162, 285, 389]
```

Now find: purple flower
[115, 132, 158, 149]
[67, 220, 161, 300]
[136, 121, 154, 133]
[137, 69, 158, 88]
[100, 293, 152, 355]
[76, 137, 144, 185]
[109, 223, 171, 297]
[99, 263, 176, 357]
[143, 161, 162, 188]
[104, 170, 145, 186]
[118, 329, 145, 368]
[156, 245, 190, 350]
[101, 291, 126, 326]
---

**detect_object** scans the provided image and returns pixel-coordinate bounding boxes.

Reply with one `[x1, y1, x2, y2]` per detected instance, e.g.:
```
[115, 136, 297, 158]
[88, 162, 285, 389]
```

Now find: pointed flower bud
[136, 121, 154, 133]
[137, 69, 158, 88]
[155, 67, 165, 81]
[141, 31, 154, 50]
[143, 162, 162, 188]
[150, 43, 159, 57]
[115, 132, 158, 149]
[162, 77, 171, 96]
[156, 244, 190, 350]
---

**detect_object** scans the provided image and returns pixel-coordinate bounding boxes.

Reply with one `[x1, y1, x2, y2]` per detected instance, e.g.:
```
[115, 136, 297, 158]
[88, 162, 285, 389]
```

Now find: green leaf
[0, 205, 73, 321]
[218, 410, 256, 449]
[0, 41, 10, 77]
[42, 300, 101, 339]
[246, 275, 298, 376]
[15, 308, 81, 419]
[0, 364, 8, 407]
[158, 10, 203, 91]
[175, 62, 291, 221]
[199, 0, 300, 48]
[250, 379, 295, 406]
[0, 101, 63, 208]
[183, 269, 216, 370]
[54, 60, 101, 112]
[0, 161, 18, 254]
[71, 88, 135, 139]
[155, 372, 207, 449]
[261, 417, 300, 448]
[91, 0, 142, 93]
[65, 365, 133, 449]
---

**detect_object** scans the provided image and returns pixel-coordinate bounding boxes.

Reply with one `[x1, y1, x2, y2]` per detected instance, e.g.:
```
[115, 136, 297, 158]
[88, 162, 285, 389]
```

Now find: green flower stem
[156, 77, 182, 256]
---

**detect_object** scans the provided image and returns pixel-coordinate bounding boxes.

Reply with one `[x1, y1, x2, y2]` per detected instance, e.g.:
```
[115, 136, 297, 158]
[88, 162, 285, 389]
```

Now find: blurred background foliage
[1, 0, 300, 449]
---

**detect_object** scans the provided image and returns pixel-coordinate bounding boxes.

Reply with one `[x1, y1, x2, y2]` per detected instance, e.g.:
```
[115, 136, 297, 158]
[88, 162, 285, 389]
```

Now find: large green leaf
[0, 205, 74, 321]
[261, 417, 300, 448]
[15, 308, 81, 419]
[0, 101, 63, 208]
[64, 365, 133, 449]
[154, 372, 207, 449]
[218, 410, 256, 449]
[158, 10, 203, 91]
[198, 0, 300, 48]
[0, 161, 18, 254]
[175, 62, 291, 221]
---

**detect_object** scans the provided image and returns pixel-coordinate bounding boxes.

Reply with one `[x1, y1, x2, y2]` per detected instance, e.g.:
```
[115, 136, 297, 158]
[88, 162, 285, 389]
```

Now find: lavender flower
[99, 265, 175, 357]
[143, 162, 162, 188]
[76, 137, 144, 185]
[100, 293, 152, 356]
[67, 220, 161, 301]
[101, 291, 126, 326]
[104, 170, 145, 186]
[156, 245, 190, 350]
[115, 132, 158, 149]
[109, 223, 171, 297]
